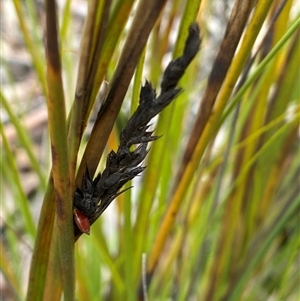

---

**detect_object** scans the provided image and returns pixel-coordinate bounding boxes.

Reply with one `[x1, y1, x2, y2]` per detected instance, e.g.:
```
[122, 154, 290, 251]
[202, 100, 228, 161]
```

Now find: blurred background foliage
[1, 0, 299, 300]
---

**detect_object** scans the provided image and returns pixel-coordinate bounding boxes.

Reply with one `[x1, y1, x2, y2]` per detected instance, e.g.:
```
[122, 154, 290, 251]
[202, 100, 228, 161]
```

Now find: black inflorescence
[74, 22, 201, 233]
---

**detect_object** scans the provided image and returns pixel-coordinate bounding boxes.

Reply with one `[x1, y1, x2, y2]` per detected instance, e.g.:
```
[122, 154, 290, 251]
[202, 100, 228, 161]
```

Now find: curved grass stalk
[222, 15, 300, 124]
[0, 122, 36, 238]
[43, 1, 74, 300]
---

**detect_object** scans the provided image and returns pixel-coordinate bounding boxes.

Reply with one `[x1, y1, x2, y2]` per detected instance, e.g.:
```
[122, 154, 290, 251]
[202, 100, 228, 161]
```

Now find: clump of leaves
[1, 1, 299, 301]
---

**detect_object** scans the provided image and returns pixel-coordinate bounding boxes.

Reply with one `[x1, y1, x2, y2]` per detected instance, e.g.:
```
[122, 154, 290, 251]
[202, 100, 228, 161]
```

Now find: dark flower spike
[74, 23, 201, 236]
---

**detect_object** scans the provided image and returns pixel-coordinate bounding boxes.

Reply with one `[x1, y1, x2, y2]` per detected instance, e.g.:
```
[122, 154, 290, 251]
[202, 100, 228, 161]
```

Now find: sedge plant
[1, 0, 299, 300]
